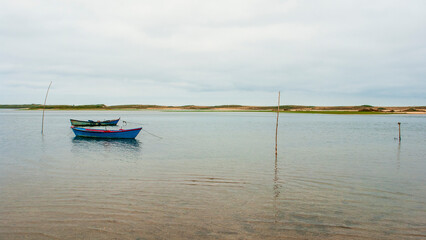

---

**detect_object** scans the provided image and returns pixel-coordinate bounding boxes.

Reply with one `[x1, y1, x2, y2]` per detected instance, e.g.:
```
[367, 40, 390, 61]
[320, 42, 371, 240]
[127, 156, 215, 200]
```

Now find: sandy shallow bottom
[1, 110, 425, 239]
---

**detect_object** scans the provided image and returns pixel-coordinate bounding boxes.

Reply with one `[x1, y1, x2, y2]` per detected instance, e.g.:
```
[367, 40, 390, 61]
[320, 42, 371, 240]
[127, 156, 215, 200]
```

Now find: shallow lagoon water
[0, 110, 425, 239]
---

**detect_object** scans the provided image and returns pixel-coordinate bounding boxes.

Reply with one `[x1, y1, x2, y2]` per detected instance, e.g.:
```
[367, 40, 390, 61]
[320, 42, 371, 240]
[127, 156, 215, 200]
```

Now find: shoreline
[1, 104, 425, 114]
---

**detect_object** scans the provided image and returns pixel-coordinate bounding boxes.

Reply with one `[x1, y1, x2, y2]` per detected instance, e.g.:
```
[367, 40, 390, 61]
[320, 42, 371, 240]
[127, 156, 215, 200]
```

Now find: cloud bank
[0, 0, 425, 106]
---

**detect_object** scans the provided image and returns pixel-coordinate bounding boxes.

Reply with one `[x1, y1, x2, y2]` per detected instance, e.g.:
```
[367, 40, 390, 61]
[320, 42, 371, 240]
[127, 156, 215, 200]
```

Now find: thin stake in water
[275, 91, 280, 157]
[398, 122, 401, 142]
[41, 81, 52, 135]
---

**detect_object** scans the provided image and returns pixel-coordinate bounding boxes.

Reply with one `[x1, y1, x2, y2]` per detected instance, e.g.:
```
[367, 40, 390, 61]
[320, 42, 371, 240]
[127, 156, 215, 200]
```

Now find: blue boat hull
[71, 127, 142, 139]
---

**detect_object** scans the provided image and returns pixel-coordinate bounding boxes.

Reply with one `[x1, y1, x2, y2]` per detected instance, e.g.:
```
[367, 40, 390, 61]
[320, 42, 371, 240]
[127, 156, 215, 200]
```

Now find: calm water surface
[0, 110, 425, 239]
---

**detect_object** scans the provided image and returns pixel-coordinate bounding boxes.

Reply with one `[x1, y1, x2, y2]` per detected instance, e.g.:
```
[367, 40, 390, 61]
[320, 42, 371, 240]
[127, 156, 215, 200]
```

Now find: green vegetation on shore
[1, 104, 425, 114]
[0, 104, 43, 109]
[284, 110, 387, 114]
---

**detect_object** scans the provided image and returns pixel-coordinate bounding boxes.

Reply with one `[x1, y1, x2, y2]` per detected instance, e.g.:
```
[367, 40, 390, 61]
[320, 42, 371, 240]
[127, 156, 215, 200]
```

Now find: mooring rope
[121, 121, 161, 139]
[122, 121, 146, 126]
[142, 128, 163, 139]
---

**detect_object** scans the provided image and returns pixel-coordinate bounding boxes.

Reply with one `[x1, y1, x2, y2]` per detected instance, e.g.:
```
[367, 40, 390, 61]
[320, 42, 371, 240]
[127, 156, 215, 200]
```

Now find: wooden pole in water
[275, 91, 280, 157]
[41, 81, 52, 135]
[398, 122, 401, 142]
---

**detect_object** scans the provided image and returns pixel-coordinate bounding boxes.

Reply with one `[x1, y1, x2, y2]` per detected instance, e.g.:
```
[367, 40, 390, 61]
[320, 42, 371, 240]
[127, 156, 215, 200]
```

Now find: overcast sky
[0, 0, 425, 106]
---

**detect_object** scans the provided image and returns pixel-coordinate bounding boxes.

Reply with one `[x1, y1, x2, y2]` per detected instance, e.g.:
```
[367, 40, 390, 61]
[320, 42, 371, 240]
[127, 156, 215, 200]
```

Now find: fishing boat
[71, 126, 142, 139]
[70, 118, 120, 126]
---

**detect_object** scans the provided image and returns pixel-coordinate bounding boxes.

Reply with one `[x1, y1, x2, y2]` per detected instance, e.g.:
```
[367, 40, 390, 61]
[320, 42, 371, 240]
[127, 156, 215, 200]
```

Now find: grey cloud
[0, 0, 425, 105]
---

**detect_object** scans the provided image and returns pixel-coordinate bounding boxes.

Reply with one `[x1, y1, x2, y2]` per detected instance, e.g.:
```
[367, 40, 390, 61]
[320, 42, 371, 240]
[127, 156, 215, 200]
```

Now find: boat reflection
[72, 137, 141, 152]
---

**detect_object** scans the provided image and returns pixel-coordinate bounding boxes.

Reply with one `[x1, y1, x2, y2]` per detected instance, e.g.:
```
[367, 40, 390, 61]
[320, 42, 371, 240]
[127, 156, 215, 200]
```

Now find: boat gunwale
[70, 118, 120, 123]
[71, 126, 142, 133]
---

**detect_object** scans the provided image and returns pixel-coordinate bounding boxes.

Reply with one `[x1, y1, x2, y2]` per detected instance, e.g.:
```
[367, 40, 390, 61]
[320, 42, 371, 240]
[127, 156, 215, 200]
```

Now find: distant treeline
[0, 104, 43, 109]
[1, 104, 425, 113]
[0, 104, 107, 110]
[0, 104, 316, 110]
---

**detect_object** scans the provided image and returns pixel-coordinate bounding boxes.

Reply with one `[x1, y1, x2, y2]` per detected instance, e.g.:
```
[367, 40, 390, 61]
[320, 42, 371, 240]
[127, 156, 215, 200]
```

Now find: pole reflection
[397, 142, 401, 170]
[273, 154, 282, 224]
